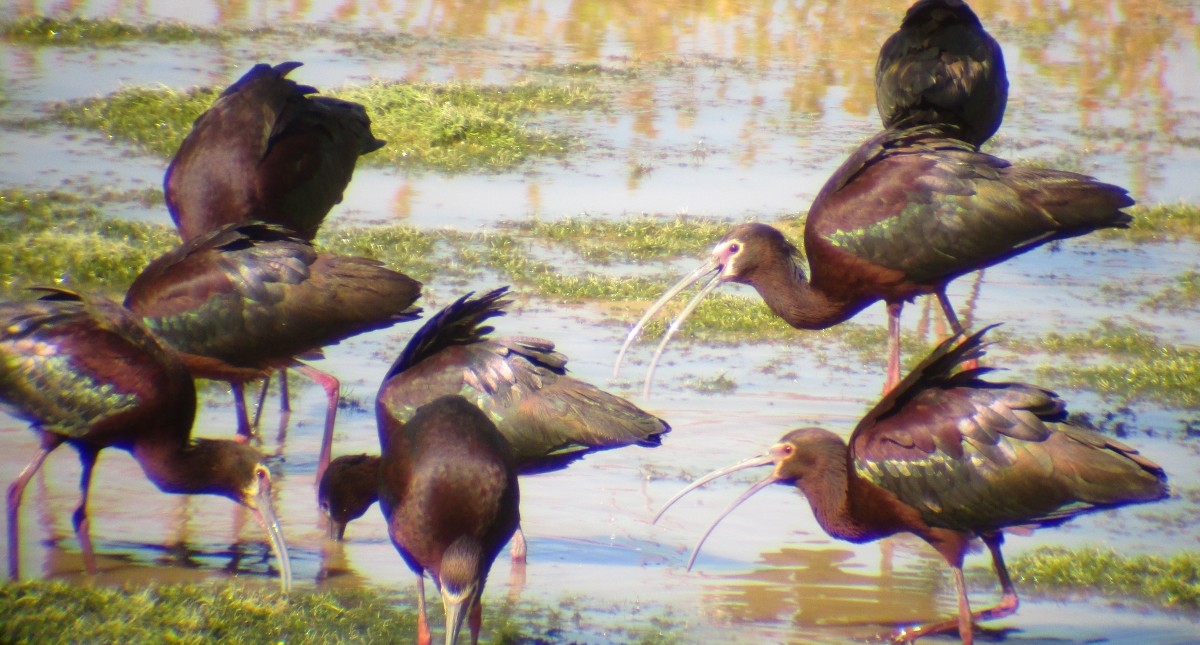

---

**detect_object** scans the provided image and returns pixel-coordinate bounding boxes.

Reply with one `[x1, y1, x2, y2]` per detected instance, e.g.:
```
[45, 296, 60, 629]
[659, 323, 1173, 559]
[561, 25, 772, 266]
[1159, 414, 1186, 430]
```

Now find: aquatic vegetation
[1004, 547, 1200, 610]
[0, 16, 221, 45]
[511, 215, 737, 262]
[1032, 320, 1200, 408]
[47, 79, 600, 173]
[0, 189, 176, 295]
[316, 225, 440, 283]
[0, 580, 681, 644]
[1119, 203, 1200, 242]
[1141, 270, 1200, 312]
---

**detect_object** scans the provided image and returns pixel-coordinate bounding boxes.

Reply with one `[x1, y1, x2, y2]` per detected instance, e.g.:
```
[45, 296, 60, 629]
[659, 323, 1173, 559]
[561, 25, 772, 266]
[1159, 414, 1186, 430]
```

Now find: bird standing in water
[875, 0, 1007, 148]
[655, 327, 1168, 644]
[124, 222, 421, 455]
[1, 289, 292, 591]
[165, 61, 385, 242]
[321, 287, 669, 550]
[379, 395, 519, 645]
[615, 125, 1133, 394]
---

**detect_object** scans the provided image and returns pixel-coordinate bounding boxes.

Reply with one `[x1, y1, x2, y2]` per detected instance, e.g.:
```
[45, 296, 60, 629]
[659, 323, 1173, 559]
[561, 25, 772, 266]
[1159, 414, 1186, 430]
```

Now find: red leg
[72, 448, 100, 575]
[7, 436, 63, 579]
[979, 532, 1020, 620]
[293, 361, 340, 484]
[890, 564, 975, 644]
[885, 302, 903, 392]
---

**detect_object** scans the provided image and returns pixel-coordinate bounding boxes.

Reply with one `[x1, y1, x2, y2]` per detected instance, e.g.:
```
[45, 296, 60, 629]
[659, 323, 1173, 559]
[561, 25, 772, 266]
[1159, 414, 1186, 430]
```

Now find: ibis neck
[793, 442, 883, 543]
[132, 437, 242, 499]
[747, 259, 860, 330]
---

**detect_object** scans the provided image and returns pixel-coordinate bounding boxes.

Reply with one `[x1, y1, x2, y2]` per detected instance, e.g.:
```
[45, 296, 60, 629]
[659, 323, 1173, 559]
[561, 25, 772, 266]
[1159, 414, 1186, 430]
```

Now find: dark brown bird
[875, 0, 1008, 148]
[321, 287, 669, 549]
[1, 289, 292, 591]
[318, 453, 379, 541]
[124, 222, 422, 464]
[165, 61, 385, 242]
[615, 125, 1133, 393]
[654, 327, 1168, 644]
[379, 394, 519, 645]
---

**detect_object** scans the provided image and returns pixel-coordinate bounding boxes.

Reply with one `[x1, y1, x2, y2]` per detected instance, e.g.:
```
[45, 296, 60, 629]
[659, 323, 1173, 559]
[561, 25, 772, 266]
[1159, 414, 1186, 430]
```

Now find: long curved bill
[441, 587, 474, 645]
[651, 452, 781, 570]
[614, 255, 724, 395]
[252, 484, 293, 593]
[613, 257, 720, 382]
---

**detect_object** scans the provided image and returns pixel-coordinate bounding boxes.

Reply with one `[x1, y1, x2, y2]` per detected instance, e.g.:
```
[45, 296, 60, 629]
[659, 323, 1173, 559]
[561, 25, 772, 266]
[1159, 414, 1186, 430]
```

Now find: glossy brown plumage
[875, 0, 1007, 147]
[165, 61, 385, 242]
[124, 222, 422, 452]
[321, 286, 668, 546]
[0, 289, 292, 591]
[379, 395, 519, 645]
[318, 453, 379, 541]
[616, 125, 1134, 393]
[655, 327, 1168, 644]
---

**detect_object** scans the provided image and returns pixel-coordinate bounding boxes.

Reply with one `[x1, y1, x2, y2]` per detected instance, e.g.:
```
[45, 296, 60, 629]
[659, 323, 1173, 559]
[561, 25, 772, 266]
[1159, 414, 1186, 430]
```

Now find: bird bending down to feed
[379, 395, 519, 645]
[124, 222, 422, 464]
[615, 125, 1133, 394]
[1, 289, 292, 592]
[654, 326, 1168, 644]
[165, 61, 385, 242]
[320, 286, 668, 551]
[875, 0, 1007, 148]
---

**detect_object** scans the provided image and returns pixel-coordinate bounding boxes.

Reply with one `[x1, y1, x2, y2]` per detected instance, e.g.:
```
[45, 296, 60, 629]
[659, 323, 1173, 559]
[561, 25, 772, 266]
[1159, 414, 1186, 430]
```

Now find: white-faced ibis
[124, 222, 422, 456]
[379, 394, 519, 645]
[875, 0, 1007, 148]
[319, 286, 668, 549]
[165, 61, 385, 243]
[1, 289, 292, 591]
[317, 453, 379, 541]
[615, 126, 1134, 394]
[655, 327, 1168, 644]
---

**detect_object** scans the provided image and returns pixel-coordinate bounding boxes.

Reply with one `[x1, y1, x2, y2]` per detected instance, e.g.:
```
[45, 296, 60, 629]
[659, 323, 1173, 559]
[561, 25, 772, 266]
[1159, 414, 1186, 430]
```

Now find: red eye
[728, 243, 740, 253]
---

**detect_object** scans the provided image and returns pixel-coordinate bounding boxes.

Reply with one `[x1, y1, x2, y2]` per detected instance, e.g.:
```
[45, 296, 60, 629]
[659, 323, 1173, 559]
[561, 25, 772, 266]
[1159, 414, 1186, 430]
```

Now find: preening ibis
[124, 222, 422, 454]
[616, 125, 1133, 394]
[654, 327, 1168, 644]
[1, 289, 292, 592]
[320, 286, 668, 552]
[379, 395, 519, 645]
[165, 61, 385, 242]
[875, 0, 1007, 148]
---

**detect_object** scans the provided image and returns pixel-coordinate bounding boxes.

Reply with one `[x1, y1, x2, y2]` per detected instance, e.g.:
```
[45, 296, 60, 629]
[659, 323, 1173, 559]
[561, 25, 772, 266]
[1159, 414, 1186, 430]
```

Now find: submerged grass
[511, 215, 736, 262]
[0, 189, 177, 296]
[1003, 547, 1200, 610]
[46, 79, 600, 173]
[1114, 203, 1200, 242]
[0, 580, 682, 644]
[1029, 320, 1200, 408]
[0, 16, 222, 45]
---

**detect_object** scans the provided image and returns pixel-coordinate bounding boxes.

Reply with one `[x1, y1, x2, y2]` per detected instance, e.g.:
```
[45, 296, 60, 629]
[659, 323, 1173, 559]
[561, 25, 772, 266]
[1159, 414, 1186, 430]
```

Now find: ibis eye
[728, 243, 740, 253]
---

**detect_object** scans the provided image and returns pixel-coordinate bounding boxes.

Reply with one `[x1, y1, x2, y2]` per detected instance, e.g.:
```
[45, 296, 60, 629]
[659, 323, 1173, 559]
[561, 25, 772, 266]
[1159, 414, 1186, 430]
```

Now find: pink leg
[293, 361, 340, 484]
[890, 535, 1019, 644]
[72, 448, 100, 575]
[885, 302, 903, 393]
[7, 437, 63, 579]
[416, 574, 431, 645]
[936, 290, 979, 371]
[509, 526, 527, 562]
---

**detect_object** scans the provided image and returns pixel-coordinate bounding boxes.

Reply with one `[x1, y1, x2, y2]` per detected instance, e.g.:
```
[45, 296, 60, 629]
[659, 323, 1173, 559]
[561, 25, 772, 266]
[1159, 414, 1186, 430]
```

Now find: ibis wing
[807, 129, 1132, 289]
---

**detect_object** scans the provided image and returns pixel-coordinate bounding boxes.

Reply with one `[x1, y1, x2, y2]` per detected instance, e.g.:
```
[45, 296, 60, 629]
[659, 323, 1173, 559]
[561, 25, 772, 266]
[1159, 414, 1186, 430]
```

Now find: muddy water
[2, 1, 1199, 642]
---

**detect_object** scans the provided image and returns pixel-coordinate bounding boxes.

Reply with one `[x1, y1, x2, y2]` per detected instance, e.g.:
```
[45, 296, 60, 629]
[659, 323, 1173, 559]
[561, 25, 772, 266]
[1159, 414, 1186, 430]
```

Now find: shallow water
[2, 1, 1199, 642]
